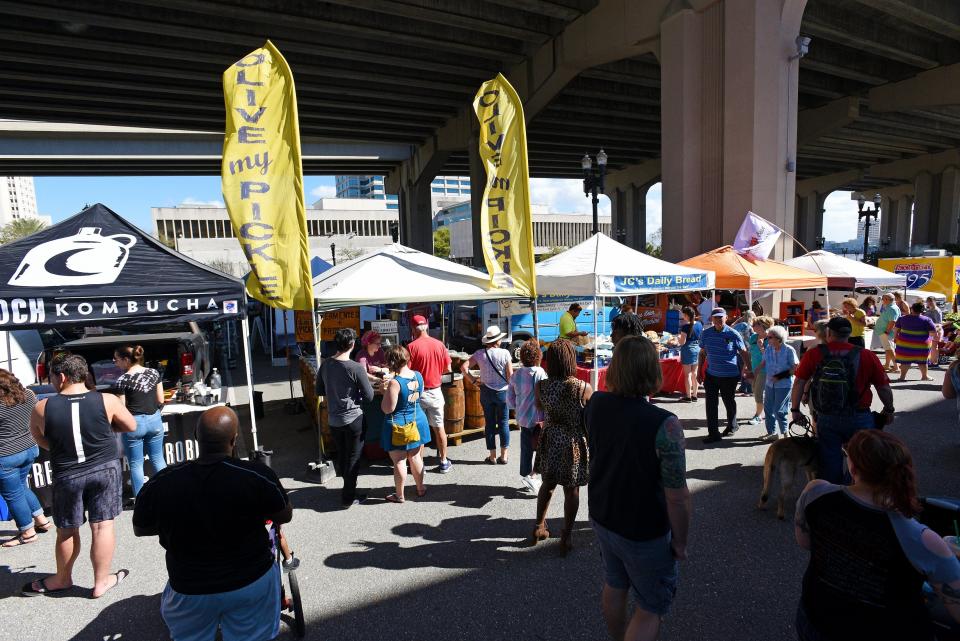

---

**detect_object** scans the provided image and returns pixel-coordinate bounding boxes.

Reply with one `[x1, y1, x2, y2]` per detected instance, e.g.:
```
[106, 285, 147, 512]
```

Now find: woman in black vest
[795, 429, 960, 640]
[585, 336, 691, 641]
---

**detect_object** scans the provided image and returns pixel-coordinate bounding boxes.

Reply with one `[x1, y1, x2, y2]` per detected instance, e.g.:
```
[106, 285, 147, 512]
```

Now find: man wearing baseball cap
[792, 316, 893, 483]
[406, 314, 453, 473]
[697, 307, 751, 444]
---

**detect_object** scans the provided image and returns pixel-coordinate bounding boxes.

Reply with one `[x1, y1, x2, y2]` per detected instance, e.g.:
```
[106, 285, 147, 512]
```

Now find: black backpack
[810, 345, 861, 416]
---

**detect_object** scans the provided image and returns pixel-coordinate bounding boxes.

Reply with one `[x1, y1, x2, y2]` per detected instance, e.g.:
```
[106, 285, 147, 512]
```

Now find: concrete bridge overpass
[1, 0, 960, 260]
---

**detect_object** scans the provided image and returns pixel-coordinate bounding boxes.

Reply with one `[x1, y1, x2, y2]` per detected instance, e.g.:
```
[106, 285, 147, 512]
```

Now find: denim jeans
[763, 385, 791, 435]
[816, 410, 875, 484]
[480, 386, 510, 451]
[0, 445, 43, 532]
[123, 410, 167, 496]
[519, 426, 536, 477]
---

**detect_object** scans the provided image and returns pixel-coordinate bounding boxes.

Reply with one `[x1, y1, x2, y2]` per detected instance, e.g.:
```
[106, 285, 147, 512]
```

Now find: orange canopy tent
[678, 246, 828, 290]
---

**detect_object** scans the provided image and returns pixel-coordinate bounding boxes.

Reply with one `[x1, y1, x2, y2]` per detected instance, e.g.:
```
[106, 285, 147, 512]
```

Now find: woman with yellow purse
[380, 345, 432, 503]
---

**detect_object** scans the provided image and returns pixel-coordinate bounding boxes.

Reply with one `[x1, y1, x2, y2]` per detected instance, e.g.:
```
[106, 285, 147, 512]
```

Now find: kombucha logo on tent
[8, 227, 136, 287]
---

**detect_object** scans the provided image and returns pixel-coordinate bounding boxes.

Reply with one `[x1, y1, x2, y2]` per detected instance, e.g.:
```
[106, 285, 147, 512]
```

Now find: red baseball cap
[412, 314, 428, 326]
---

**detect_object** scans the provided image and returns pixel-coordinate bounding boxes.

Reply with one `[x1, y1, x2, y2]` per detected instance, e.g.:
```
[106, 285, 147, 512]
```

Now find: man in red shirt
[406, 314, 453, 473]
[791, 317, 894, 483]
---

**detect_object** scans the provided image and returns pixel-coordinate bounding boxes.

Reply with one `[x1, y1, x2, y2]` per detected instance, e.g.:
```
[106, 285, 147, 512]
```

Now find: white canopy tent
[535, 233, 716, 388]
[784, 250, 906, 290]
[312, 243, 514, 312]
[536, 233, 715, 296]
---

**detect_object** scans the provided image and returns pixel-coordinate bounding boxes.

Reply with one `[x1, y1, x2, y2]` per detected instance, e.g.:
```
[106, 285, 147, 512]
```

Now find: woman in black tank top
[114, 345, 166, 499]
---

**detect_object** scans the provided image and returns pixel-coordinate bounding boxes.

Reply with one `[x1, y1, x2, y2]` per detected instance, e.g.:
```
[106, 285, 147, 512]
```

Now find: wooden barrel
[463, 372, 485, 429]
[441, 375, 465, 435]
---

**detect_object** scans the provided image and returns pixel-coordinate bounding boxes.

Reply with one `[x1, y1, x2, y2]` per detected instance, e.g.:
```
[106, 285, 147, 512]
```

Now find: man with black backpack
[791, 317, 894, 483]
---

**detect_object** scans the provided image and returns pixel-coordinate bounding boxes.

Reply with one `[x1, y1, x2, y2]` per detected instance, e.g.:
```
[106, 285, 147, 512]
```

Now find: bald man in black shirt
[134, 407, 291, 641]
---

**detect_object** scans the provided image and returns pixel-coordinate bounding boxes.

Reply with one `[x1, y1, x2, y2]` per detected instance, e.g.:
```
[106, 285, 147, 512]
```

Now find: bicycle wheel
[288, 570, 305, 638]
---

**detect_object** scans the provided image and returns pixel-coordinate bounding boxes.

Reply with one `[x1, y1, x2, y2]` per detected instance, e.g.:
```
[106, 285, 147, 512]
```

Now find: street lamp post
[856, 192, 881, 264]
[815, 235, 825, 250]
[581, 149, 608, 235]
[330, 242, 336, 266]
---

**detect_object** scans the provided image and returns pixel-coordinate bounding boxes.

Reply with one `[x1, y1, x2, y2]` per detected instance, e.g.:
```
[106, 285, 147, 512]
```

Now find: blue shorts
[161, 564, 281, 641]
[591, 519, 678, 616]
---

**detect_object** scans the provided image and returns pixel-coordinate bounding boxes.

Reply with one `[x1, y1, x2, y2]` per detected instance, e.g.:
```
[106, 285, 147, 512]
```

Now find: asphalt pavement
[1, 365, 958, 641]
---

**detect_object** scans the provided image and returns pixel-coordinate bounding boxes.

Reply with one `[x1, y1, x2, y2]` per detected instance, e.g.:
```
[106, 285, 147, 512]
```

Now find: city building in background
[335, 174, 470, 214]
[0, 176, 51, 226]
[152, 198, 399, 276]
[434, 200, 611, 261]
[856, 215, 881, 249]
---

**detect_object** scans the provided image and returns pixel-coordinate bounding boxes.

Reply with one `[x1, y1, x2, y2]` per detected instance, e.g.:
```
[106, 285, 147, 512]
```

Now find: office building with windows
[335, 175, 471, 214]
[152, 198, 399, 276]
[0, 176, 50, 226]
[434, 201, 611, 261]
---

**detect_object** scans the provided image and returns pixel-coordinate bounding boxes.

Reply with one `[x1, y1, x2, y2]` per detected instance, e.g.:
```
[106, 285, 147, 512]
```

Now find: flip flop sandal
[92, 569, 129, 599]
[385, 493, 405, 504]
[2, 533, 38, 548]
[34, 521, 54, 534]
[21, 577, 71, 597]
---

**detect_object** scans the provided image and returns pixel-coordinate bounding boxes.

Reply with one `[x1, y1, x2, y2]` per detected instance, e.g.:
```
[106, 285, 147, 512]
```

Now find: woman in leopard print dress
[533, 339, 592, 555]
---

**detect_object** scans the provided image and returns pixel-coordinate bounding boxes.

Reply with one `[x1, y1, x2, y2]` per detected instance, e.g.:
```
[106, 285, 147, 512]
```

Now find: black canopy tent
[0, 203, 264, 449]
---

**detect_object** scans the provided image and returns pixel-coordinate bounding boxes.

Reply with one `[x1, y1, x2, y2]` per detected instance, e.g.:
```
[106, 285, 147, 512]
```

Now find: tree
[645, 228, 663, 258]
[337, 246, 365, 262]
[0, 217, 46, 244]
[536, 246, 566, 263]
[433, 227, 450, 258]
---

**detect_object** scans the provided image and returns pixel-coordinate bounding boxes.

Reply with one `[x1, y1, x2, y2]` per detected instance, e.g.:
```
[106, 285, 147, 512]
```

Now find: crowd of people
[0, 296, 958, 641]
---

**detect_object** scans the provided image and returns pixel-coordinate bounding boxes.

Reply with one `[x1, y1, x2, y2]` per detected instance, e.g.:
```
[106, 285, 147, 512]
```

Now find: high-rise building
[856, 215, 881, 248]
[0, 176, 41, 225]
[335, 175, 471, 214]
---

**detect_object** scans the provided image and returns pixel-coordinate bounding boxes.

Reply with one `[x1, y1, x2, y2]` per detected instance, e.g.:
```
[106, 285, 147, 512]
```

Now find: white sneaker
[530, 476, 542, 492]
[521, 476, 536, 493]
[760, 433, 779, 442]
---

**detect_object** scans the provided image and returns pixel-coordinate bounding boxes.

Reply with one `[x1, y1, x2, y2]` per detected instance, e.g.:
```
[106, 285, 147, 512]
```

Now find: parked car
[0, 328, 65, 385]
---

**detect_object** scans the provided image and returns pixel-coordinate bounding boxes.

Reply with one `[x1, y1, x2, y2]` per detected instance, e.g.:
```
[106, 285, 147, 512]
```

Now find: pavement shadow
[67, 593, 165, 640]
[0, 563, 56, 600]
[325, 513, 592, 571]
[290, 481, 532, 514]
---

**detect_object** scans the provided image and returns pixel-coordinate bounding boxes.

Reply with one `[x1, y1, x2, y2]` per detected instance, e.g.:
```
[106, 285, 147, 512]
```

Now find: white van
[0, 330, 47, 385]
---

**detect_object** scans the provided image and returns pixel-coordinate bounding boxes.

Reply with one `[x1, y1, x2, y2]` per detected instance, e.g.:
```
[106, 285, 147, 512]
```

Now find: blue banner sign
[612, 273, 709, 293]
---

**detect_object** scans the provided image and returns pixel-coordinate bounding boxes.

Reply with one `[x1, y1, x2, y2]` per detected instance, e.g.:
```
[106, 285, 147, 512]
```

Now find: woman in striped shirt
[0, 369, 52, 546]
[894, 302, 937, 382]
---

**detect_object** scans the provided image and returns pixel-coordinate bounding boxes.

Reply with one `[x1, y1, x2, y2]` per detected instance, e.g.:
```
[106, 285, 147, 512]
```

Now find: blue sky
[34, 176, 859, 243]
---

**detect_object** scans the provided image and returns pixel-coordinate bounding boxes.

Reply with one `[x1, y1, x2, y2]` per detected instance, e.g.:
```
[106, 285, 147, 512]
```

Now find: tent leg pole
[242, 317, 260, 453]
[531, 297, 541, 343]
[593, 297, 599, 390]
[5, 331, 12, 373]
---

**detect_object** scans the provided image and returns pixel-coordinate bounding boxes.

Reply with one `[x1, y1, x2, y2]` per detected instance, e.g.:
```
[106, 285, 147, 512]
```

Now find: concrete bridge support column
[660, 0, 806, 261]
[896, 197, 914, 253]
[913, 172, 939, 248]
[608, 182, 653, 251]
[794, 191, 825, 253]
[398, 179, 435, 254]
[879, 196, 896, 248]
[936, 167, 960, 245]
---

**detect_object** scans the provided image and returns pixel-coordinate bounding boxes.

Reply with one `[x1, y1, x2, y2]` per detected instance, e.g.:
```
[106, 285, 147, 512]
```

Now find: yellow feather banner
[472, 73, 537, 298]
[222, 41, 313, 310]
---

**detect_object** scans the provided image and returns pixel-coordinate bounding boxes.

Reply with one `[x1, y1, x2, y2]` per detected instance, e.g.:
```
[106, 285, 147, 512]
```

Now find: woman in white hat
[461, 326, 514, 464]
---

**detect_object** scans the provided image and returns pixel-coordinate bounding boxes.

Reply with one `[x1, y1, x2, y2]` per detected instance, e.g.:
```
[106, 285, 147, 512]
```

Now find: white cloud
[529, 178, 610, 216]
[821, 190, 858, 242]
[179, 197, 224, 208]
[310, 184, 337, 200]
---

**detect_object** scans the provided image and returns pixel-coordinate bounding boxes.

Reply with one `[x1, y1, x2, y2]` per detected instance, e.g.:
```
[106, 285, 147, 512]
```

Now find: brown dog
[757, 435, 819, 519]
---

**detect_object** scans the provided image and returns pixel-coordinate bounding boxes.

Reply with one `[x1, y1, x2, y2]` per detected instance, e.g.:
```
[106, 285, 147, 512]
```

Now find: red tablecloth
[575, 357, 685, 395]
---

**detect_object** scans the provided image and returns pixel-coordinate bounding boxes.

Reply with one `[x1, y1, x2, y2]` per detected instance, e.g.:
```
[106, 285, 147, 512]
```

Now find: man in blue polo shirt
[697, 307, 752, 444]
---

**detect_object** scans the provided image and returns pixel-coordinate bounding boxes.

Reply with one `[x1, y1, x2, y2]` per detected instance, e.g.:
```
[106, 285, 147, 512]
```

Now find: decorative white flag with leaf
[733, 212, 781, 259]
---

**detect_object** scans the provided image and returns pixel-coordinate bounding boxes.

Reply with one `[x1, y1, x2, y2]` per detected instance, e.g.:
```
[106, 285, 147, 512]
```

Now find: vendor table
[575, 357, 685, 395]
[29, 401, 227, 509]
